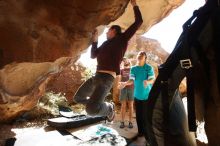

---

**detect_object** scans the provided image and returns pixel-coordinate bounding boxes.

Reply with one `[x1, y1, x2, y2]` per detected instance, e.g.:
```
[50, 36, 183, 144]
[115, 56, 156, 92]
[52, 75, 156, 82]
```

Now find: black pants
[135, 98, 149, 140]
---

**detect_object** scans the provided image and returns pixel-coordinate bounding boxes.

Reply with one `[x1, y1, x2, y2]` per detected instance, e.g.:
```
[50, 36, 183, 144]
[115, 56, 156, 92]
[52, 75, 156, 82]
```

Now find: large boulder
[0, 0, 184, 121]
[0, 57, 73, 122]
[0, 0, 184, 67]
[46, 62, 86, 102]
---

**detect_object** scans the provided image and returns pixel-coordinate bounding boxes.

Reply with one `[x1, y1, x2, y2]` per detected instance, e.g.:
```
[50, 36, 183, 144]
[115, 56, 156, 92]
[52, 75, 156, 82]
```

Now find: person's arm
[143, 78, 155, 87]
[123, 0, 143, 41]
[118, 79, 134, 89]
[118, 75, 122, 82]
[143, 65, 155, 87]
[125, 79, 134, 86]
[91, 29, 99, 59]
[118, 66, 135, 89]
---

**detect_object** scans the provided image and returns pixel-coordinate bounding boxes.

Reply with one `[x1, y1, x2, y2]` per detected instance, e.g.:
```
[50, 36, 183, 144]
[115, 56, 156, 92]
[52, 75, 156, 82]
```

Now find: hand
[92, 29, 98, 42]
[118, 82, 126, 89]
[143, 80, 148, 88]
[130, 0, 137, 6]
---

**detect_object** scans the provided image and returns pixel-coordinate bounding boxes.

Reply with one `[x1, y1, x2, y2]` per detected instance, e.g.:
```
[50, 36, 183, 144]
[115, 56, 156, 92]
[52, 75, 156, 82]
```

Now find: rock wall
[0, 0, 130, 67]
[0, 0, 184, 68]
[0, 57, 73, 122]
[46, 62, 86, 102]
[0, 0, 184, 121]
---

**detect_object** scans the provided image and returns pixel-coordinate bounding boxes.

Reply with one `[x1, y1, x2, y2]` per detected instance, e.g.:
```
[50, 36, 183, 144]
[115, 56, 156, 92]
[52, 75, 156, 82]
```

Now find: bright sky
[143, 0, 205, 53]
[79, 0, 205, 68]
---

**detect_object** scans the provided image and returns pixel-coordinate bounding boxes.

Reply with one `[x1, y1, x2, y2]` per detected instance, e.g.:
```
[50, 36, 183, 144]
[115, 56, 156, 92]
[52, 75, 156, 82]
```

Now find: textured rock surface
[111, 0, 184, 34]
[127, 36, 169, 63]
[0, 0, 129, 67]
[0, 57, 73, 122]
[46, 62, 86, 102]
[0, 0, 184, 67]
[0, 0, 184, 121]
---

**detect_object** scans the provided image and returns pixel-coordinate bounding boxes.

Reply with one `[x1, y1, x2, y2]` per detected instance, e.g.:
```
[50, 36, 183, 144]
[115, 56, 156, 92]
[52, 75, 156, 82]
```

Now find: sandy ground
[0, 110, 148, 146]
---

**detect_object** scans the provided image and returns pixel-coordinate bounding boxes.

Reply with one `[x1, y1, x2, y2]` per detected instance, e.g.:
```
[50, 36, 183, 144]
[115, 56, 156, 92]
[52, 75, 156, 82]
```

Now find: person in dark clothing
[73, 0, 143, 122]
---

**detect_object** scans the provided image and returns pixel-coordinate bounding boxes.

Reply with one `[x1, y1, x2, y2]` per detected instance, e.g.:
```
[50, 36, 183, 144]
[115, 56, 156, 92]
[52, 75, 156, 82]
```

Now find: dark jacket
[91, 6, 143, 75]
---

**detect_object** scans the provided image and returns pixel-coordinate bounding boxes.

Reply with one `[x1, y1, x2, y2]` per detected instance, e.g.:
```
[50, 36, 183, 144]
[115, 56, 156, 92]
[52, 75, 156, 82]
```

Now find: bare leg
[128, 100, 134, 122]
[120, 101, 127, 122]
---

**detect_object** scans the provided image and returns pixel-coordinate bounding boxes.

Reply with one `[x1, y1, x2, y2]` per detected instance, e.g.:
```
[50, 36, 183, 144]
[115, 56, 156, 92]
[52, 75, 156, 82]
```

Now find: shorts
[119, 88, 134, 101]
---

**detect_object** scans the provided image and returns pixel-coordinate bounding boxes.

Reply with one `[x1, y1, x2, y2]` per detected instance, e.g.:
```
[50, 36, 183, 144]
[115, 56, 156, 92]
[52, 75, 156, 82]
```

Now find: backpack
[145, 0, 220, 145]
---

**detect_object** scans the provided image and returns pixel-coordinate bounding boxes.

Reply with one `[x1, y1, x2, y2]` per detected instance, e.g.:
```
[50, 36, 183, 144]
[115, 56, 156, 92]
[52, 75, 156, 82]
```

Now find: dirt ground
[0, 104, 149, 146]
[0, 103, 208, 146]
